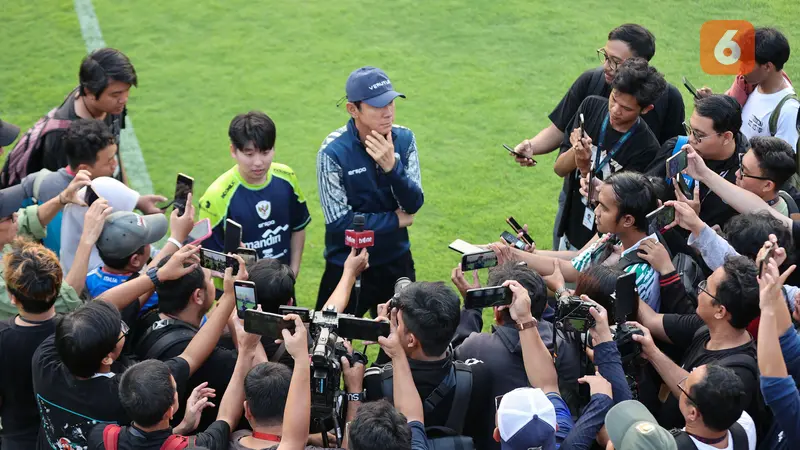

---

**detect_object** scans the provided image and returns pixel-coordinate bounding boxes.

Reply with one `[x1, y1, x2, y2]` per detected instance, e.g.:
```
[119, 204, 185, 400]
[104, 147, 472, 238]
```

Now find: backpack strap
[31, 168, 53, 202]
[443, 362, 473, 434]
[588, 68, 607, 96]
[729, 421, 749, 450]
[768, 94, 799, 136]
[161, 434, 191, 450]
[102, 424, 123, 450]
[137, 318, 198, 360]
[612, 251, 648, 272]
[669, 429, 699, 450]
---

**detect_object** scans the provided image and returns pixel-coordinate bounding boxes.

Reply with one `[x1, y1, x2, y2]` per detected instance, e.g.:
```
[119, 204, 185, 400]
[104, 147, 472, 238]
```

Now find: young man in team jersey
[199, 111, 311, 277]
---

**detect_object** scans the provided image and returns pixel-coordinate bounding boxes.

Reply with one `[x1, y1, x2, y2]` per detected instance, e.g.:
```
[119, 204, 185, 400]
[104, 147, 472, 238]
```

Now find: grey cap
[345, 66, 406, 108]
[97, 211, 168, 259]
[0, 184, 28, 218]
[606, 401, 677, 450]
[0, 118, 20, 147]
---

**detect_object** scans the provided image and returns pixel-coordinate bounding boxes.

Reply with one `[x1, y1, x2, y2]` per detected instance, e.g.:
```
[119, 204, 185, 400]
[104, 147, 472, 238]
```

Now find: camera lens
[394, 277, 412, 295]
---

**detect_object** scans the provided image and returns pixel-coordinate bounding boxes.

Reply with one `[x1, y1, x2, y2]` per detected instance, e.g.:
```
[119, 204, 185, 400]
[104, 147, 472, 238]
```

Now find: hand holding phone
[666, 149, 689, 179]
[234, 280, 258, 319]
[580, 113, 586, 137]
[174, 174, 194, 216]
[501, 231, 527, 250]
[183, 219, 212, 246]
[503, 144, 537, 166]
[200, 248, 238, 276]
[464, 286, 512, 309]
[461, 250, 498, 271]
[646, 206, 676, 235]
[224, 219, 243, 255]
[244, 310, 295, 339]
[506, 216, 534, 247]
[682, 76, 701, 100]
[84, 185, 100, 207]
[236, 247, 258, 265]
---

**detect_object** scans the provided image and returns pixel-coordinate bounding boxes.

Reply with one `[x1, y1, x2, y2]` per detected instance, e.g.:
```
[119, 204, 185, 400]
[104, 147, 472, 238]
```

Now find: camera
[555, 296, 596, 332]
[611, 323, 644, 365]
[387, 277, 412, 310]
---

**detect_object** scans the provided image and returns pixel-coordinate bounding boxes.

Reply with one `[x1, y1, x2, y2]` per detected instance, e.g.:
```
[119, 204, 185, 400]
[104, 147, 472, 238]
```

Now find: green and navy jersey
[198, 163, 310, 264]
[571, 234, 661, 311]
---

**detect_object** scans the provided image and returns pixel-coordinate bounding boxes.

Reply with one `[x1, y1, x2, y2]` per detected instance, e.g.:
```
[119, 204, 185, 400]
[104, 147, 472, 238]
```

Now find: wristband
[147, 267, 163, 289]
[516, 318, 538, 331]
[167, 237, 183, 249]
[346, 391, 366, 402]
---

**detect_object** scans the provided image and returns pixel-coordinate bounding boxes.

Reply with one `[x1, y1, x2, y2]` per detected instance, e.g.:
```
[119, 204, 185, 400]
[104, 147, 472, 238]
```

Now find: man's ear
[230, 143, 237, 159]
[346, 102, 359, 119]
[621, 213, 636, 229]
[192, 288, 204, 306]
[640, 104, 655, 116]
[764, 180, 776, 195]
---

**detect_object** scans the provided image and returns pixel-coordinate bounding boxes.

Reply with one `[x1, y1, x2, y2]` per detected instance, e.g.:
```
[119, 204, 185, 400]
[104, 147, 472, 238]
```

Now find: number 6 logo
[701, 20, 755, 75]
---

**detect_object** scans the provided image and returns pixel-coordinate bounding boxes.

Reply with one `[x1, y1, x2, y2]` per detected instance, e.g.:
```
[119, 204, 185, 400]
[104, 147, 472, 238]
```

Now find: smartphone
[666, 149, 688, 179]
[682, 76, 701, 100]
[676, 175, 694, 200]
[278, 305, 313, 323]
[200, 248, 238, 275]
[234, 280, 258, 319]
[587, 161, 597, 204]
[464, 286, 512, 309]
[613, 272, 638, 323]
[506, 216, 534, 246]
[501, 231, 527, 250]
[759, 246, 776, 275]
[646, 205, 676, 234]
[337, 316, 391, 342]
[449, 239, 484, 255]
[174, 173, 194, 216]
[244, 309, 295, 339]
[503, 144, 537, 165]
[183, 219, 212, 246]
[225, 219, 243, 255]
[461, 250, 498, 271]
[84, 185, 99, 207]
[579, 113, 586, 137]
[237, 247, 258, 265]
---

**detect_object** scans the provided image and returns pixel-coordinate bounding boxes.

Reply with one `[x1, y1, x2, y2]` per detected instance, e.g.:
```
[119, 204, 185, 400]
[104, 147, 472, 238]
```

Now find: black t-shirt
[558, 96, 663, 248]
[32, 334, 190, 450]
[39, 89, 124, 181]
[87, 420, 231, 450]
[659, 314, 759, 430]
[549, 67, 685, 145]
[133, 311, 238, 432]
[364, 353, 493, 450]
[646, 134, 747, 229]
[0, 317, 56, 448]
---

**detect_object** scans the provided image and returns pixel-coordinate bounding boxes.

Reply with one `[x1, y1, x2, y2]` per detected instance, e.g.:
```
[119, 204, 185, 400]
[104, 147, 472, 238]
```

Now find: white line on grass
[73, 0, 154, 195]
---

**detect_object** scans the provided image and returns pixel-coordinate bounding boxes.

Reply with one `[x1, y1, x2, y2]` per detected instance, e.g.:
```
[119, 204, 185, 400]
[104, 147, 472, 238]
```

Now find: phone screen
[666, 150, 688, 178]
[676, 176, 694, 200]
[464, 286, 512, 309]
[225, 219, 242, 255]
[184, 219, 212, 245]
[237, 247, 258, 265]
[500, 231, 526, 250]
[506, 216, 534, 246]
[234, 281, 258, 319]
[200, 248, 237, 275]
[175, 174, 194, 216]
[462, 250, 498, 271]
[244, 310, 295, 339]
[84, 186, 99, 207]
[337, 317, 390, 341]
[646, 206, 676, 234]
[580, 113, 586, 137]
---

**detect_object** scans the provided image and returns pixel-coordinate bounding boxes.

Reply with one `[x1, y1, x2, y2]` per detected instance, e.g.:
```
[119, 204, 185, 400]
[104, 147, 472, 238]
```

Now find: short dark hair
[605, 171, 658, 233]
[119, 360, 175, 427]
[724, 211, 793, 262]
[64, 119, 116, 170]
[349, 400, 410, 450]
[689, 364, 747, 432]
[488, 263, 547, 320]
[645, 174, 670, 201]
[395, 282, 460, 357]
[154, 255, 206, 314]
[229, 111, 276, 152]
[98, 245, 146, 271]
[611, 57, 667, 108]
[248, 259, 295, 313]
[608, 24, 656, 61]
[749, 136, 797, 188]
[56, 301, 122, 378]
[244, 362, 292, 426]
[754, 27, 791, 71]
[694, 95, 743, 134]
[575, 265, 625, 311]
[79, 48, 137, 98]
[3, 238, 62, 313]
[715, 256, 760, 329]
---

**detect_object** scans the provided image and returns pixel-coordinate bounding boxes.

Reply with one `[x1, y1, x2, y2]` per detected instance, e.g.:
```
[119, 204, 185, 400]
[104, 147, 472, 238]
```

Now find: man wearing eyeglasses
[630, 255, 762, 435]
[646, 95, 748, 229]
[735, 136, 796, 217]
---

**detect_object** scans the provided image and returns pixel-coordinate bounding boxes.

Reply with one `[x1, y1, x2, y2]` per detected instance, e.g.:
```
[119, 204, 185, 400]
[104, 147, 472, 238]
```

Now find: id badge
[582, 207, 596, 230]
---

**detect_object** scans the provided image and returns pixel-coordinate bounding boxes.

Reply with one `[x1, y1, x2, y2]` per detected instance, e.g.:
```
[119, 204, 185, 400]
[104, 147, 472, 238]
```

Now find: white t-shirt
[683, 411, 756, 450]
[740, 85, 799, 152]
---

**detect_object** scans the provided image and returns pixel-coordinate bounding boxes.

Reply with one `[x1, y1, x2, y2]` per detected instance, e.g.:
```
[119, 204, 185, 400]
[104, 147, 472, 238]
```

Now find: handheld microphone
[344, 214, 373, 316]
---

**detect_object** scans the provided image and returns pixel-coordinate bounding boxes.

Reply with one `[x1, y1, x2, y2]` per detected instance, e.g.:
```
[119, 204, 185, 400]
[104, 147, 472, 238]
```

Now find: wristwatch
[346, 391, 366, 402]
[146, 267, 163, 289]
[516, 318, 538, 331]
[555, 286, 570, 298]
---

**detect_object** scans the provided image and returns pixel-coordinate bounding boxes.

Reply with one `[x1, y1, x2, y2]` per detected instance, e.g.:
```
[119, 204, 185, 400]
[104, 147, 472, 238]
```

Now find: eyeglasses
[738, 153, 771, 181]
[696, 279, 720, 303]
[683, 121, 722, 144]
[117, 321, 129, 343]
[677, 376, 698, 404]
[597, 48, 622, 71]
[0, 213, 18, 224]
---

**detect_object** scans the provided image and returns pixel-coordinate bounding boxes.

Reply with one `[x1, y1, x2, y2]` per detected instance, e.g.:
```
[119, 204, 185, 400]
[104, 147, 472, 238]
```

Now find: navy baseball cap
[345, 66, 406, 108]
[0, 118, 20, 147]
[0, 184, 27, 218]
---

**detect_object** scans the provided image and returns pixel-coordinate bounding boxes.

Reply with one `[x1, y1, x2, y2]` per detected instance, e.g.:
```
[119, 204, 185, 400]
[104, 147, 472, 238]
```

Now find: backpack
[134, 314, 198, 361]
[768, 93, 800, 190]
[371, 361, 474, 450]
[102, 424, 193, 450]
[670, 422, 749, 450]
[0, 109, 71, 188]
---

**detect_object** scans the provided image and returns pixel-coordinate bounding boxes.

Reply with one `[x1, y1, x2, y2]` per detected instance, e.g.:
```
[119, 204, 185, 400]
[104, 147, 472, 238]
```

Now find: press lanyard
[594, 114, 639, 175]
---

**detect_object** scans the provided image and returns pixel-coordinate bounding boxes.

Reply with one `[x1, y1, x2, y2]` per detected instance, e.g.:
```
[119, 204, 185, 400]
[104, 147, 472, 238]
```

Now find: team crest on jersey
[256, 201, 271, 220]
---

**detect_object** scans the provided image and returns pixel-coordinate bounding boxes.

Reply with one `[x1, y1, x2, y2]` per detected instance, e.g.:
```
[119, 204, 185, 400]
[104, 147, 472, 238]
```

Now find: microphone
[344, 214, 373, 316]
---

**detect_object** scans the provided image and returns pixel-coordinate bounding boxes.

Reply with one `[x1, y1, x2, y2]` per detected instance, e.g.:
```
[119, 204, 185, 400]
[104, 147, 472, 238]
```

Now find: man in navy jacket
[316, 66, 423, 316]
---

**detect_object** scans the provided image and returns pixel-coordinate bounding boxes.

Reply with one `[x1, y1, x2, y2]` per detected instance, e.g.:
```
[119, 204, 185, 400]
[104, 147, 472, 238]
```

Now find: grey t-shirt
[228, 431, 340, 450]
[19, 168, 73, 203]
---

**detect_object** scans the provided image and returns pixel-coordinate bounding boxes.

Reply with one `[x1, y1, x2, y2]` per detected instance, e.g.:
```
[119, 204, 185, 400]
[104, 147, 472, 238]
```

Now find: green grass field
[2, 0, 798, 312]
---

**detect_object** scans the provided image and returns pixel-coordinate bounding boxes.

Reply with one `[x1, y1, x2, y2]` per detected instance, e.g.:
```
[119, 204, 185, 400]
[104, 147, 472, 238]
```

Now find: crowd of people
[0, 20, 799, 450]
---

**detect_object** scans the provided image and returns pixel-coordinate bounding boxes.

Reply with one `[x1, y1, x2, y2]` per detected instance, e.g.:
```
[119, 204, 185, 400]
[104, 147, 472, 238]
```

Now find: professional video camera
[243, 305, 389, 446]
